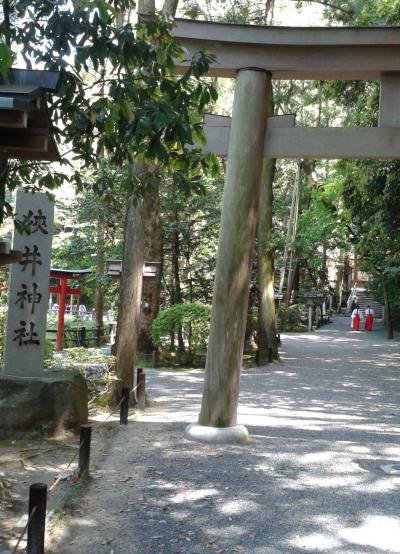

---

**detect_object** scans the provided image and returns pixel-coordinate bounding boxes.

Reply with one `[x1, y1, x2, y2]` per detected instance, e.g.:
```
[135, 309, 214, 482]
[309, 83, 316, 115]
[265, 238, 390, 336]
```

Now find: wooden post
[137, 372, 145, 411]
[120, 387, 130, 424]
[308, 305, 313, 332]
[78, 424, 92, 477]
[80, 326, 86, 347]
[198, 69, 270, 428]
[27, 483, 47, 554]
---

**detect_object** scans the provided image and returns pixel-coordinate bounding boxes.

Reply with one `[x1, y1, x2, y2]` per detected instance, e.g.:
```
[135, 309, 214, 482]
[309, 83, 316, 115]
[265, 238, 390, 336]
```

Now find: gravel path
[50, 316, 400, 553]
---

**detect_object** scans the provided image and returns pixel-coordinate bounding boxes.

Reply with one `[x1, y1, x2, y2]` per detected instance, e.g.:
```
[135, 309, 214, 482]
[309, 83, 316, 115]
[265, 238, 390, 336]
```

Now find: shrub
[278, 303, 307, 331]
[152, 303, 211, 363]
[48, 347, 117, 401]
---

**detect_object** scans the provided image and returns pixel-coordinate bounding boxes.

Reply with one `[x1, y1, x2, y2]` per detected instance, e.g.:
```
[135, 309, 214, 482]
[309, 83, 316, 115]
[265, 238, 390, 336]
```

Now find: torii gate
[172, 19, 400, 444]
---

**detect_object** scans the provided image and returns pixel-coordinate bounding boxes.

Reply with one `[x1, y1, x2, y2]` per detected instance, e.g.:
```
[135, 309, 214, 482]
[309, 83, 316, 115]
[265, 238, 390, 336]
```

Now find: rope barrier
[48, 439, 85, 493]
[102, 396, 125, 425]
[10, 375, 143, 552]
[11, 506, 36, 554]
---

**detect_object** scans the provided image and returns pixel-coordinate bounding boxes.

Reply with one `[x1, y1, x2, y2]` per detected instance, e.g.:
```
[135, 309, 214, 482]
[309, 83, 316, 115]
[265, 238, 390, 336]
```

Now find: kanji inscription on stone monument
[3, 190, 54, 377]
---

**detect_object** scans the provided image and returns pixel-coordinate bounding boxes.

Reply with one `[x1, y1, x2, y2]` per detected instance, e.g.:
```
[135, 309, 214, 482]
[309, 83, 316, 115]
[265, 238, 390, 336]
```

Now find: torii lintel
[173, 19, 400, 80]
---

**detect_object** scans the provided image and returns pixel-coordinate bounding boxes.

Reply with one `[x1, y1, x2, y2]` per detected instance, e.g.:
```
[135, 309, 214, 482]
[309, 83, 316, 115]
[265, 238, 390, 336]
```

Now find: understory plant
[48, 348, 117, 404]
[152, 303, 211, 364]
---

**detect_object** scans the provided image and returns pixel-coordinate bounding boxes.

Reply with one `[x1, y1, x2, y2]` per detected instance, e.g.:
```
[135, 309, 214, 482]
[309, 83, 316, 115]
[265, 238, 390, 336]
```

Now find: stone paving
[49, 316, 400, 553]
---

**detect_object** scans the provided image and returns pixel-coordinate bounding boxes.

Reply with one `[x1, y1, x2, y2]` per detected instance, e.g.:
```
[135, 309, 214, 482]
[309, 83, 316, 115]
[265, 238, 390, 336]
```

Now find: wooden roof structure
[0, 68, 60, 161]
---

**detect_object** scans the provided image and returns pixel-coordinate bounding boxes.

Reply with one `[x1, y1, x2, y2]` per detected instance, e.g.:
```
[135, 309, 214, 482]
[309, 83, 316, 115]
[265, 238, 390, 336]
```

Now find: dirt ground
[0, 407, 123, 553]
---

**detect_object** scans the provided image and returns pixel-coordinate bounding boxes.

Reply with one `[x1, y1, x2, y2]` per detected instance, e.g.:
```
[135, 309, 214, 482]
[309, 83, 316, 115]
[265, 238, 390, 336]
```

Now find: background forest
[2, 0, 400, 367]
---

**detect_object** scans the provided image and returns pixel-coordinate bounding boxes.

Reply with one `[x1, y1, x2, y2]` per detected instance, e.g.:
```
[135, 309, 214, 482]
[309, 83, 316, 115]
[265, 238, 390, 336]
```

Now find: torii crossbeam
[172, 19, 400, 444]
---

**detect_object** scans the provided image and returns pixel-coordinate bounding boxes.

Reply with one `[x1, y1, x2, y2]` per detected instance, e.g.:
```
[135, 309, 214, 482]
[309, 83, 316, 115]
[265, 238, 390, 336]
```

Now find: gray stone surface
[0, 370, 87, 435]
[185, 422, 250, 444]
[4, 189, 54, 377]
[49, 317, 400, 553]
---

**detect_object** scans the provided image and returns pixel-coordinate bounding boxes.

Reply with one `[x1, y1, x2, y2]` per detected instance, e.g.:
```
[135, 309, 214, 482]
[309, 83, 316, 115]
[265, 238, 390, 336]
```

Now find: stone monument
[0, 190, 87, 435]
[4, 189, 54, 376]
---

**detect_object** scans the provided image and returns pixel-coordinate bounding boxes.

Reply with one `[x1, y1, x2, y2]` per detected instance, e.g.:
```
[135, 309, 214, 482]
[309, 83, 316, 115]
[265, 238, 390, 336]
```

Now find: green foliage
[279, 304, 307, 332]
[50, 161, 126, 309]
[46, 314, 99, 348]
[48, 347, 117, 400]
[160, 173, 223, 306]
[341, 160, 400, 325]
[46, 313, 97, 330]
[1, 5, 219, 218]
[0, 42, 12, 78]
[152, 303, 211, 357]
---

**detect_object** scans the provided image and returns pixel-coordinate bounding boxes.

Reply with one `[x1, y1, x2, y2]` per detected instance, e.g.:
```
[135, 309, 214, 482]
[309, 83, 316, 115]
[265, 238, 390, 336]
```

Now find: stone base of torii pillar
[185, 423, 250, 444]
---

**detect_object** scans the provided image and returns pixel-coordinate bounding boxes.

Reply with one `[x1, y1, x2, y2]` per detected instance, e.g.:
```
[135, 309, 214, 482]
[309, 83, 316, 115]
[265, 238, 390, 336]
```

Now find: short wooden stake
[80, 326, 86, 347]
[137, 372, 146, 411]
[27, 483, 47, 554]
[120, 387, 130, 425]
[136, 367, 143, 378]
[136, 367, 143, 403]
[78, 424, 92, 477]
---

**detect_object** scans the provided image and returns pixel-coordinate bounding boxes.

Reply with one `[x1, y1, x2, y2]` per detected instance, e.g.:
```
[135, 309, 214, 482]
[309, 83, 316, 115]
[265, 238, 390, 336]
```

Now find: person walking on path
[351, 306, 361, 330]
[364, 304, 374, 331]
[350, 296, 359, 313]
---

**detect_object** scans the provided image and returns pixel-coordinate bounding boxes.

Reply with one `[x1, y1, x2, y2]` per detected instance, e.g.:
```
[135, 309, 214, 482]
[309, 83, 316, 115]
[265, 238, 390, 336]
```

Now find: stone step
[352, 290, 383, 318]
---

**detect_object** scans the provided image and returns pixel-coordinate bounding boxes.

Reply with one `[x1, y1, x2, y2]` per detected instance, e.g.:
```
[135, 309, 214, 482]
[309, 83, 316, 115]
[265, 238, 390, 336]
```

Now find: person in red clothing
[364, 305, 374, 331]
[351, 307, 361, 330]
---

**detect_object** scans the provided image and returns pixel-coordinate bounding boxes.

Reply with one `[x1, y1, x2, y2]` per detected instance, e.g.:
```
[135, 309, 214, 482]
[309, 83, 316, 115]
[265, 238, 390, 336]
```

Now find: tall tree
[137, 0, 181, 355]
[114, 0, 218, 393]
[257, 79, 279, 364]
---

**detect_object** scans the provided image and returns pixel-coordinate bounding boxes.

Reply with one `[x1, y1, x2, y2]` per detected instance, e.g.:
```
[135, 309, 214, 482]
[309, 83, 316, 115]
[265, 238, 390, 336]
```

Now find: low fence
[11, 367, 146, 554]
[46, 324, 116, 348]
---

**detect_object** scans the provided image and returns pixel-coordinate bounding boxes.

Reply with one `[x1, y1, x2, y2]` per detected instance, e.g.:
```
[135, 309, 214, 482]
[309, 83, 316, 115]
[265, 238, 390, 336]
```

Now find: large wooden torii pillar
[173, 19, 400, 444]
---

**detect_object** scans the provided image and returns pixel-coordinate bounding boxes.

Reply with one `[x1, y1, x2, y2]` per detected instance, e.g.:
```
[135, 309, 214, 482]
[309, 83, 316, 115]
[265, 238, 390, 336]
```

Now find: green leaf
[0, 42, 13, 80]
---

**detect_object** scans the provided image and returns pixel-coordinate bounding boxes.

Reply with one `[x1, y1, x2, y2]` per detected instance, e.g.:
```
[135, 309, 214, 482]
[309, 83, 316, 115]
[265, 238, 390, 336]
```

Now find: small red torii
[49, 268, 91, 351]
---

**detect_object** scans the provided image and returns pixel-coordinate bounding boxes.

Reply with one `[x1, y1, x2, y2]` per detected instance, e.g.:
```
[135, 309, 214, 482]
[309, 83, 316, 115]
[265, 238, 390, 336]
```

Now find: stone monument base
[0, 370, 88, 437]
[185, 422, 250, 444]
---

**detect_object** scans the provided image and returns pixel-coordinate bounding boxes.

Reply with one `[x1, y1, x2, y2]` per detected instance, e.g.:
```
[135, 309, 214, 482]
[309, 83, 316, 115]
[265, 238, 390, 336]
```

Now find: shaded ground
[5, 316, 400, 553]
[0, 413, 122, 552]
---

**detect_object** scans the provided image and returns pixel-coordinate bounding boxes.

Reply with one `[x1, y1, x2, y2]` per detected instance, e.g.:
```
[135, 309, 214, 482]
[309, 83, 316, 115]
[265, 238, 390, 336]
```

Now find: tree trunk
[135, 0, 178, 356]
[278, 166, 298, 294]
[257, 158, 278, 364]
[162, 0, 178, 14]
[320, 244, 327, 287]
[198, 69, 270, 428]
[279, 163, 300, 296]
[284, 168, 300, 311]
[94, 214, 106, 340]
[114, 196, 145, 394]
[112, 0, 157, 396]
[383, 283, 394, 339]
[138, 190, 162, 353]
[343, 254, 351, 293]
[171, 209, 185, 353]
[353, 251, 358, 286]
[138, 0, 155, 13]
[334, 253, 344, 313]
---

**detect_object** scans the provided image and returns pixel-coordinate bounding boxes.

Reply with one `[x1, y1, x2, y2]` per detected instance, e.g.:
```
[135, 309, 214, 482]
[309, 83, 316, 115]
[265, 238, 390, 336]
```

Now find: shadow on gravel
[47, 317, 400, 553]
